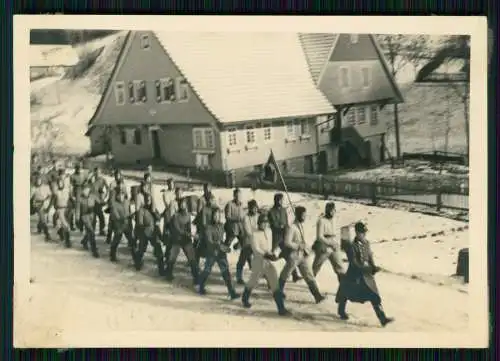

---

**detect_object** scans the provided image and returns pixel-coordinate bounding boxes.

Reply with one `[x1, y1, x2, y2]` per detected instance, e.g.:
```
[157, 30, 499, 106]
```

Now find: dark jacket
[136, 205, 160, 238]
[336, 236, 381, 304]
[110, 199, 131, 233]
[204, 222, 226, 256]
[70, 172, 87, 198]
[80, 194, 97, 227]
[268, 206, 289, 249]
[170, 211, 192, 245]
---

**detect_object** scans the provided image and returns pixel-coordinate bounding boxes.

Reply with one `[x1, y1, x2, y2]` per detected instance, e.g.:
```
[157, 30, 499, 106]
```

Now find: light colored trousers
[312, 241, 345, 276]
[279, 250, 315, 284]
[246, 254, 279, 291]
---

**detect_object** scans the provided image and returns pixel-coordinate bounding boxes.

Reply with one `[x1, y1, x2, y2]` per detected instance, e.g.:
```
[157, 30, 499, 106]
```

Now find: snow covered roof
[30, 45, 80, 68]
[298, 33, 338, 83]
[153, 32, 336, 124]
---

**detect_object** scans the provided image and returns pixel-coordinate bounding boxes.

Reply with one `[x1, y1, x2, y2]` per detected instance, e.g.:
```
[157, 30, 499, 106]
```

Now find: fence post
[370, 183, 377, 206]
[436, 189, 442, 211]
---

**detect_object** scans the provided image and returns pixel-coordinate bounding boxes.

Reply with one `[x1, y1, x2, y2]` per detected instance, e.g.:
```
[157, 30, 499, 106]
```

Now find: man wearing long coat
[335, 222, 394, 327]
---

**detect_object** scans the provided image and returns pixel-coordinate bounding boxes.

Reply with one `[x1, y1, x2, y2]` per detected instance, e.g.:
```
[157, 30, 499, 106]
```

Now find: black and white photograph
[14, 16, 488, 348]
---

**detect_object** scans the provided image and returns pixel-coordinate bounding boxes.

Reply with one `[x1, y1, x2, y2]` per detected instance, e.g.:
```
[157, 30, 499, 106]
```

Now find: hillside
[30, 31, 128, 155]
[382, 83, 468, 156]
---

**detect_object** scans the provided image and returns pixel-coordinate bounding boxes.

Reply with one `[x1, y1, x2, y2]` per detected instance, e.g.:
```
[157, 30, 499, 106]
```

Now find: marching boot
[164, 262, 175, 282]
[109, 244, 118, 263]
[99, 229, 106, 237]
[235, 264, 245, 285]
[306, 279, 326, 304]
[273, 291, 291, 316]
[105, 228, 113, 244]
[64, 229, 72, 248]
[197, 273, 208, 295]
[221, 270, 240, 300]
[373, 304, 394, 327]
[292, 269, 303, 283]
[57, 228, 64, 242]
[90, 234, 99, 258]
[337, 300, 349, 320]
[42, 224, 52, 242]
[81, 235, 89, 250]
[241, 287, 252, 308]
[156, 255, 166, 277]
[37, 221, 42, 234]
[189, 261, 200, 286]
[134, 253, 144, 271]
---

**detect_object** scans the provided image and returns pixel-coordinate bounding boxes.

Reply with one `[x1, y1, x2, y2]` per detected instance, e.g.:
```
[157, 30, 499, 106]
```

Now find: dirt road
[14, 223, 469, 347]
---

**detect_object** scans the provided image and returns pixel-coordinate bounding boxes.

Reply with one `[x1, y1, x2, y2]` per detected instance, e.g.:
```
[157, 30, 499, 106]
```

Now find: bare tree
[416, 35, 470, 163]
[376, 34, 431, 160]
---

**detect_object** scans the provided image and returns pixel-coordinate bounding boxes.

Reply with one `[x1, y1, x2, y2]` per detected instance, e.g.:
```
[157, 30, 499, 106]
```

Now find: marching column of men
[30, 162, 394, 326]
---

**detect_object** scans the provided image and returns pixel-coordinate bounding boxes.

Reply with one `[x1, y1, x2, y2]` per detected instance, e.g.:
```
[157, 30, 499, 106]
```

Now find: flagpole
[269, 149, 307, 244]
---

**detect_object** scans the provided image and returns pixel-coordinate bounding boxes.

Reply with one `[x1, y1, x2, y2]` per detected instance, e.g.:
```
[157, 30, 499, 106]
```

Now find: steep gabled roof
[298, 33, 338, 83]
[153, 32, 335, 124]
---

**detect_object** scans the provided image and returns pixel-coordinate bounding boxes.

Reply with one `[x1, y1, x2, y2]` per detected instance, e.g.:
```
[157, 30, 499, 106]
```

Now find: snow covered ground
[16, 178, 470, 347]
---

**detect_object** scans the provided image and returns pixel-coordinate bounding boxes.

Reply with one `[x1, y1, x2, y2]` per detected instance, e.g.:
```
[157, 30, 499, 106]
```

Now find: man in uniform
[194, 191, 218, 267]
[161, 178, 177, 257]
[312, 202, 345, 280]
[197, 208, 239, 299]
[88, 167, 109, 236]
[241, 212, 290, 316]
[224, 188, 245, 247]
[109, 187, 135, 263]
[235, 199, 259, 284]
[52, 177, 72, 247]
[134, 193, 165, 275]
[164, 197, 200, 285]
[68, 163, 87, 232]
[268, 193, 302, 283]
[278, 206, 326, 304]
[30, 175, 52, 242]
[80, 184, 100, 258]
[105, 169, 125, 244]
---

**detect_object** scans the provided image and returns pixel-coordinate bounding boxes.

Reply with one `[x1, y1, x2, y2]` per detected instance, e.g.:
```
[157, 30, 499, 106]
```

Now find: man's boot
[222, 270, 239, 300]
[241, 287, 252, 308]
[235, 264, 244, 285]
[278, 278, 287, 299]
[165, 262, 175, 282]
[292, 269, 303, 282]
[64, 229, 71, 248]
[156, 254, 166, 277]
[306, 279, 326, 304]
[134, 253, 144, 271]
[373, 304, 394, 327]
[81, 235, 89, 250]
[90, 235, 99, 258]
[57, 228, 64, 242]
[42, 224, 51, 242]
[109, 244, 118, 262]
[337, 300, 349, 320]
[273, 291, 291, 316]
[37, 221, 42, 234]
[189, 261, 200, 286]
[105, 228, 113, 244]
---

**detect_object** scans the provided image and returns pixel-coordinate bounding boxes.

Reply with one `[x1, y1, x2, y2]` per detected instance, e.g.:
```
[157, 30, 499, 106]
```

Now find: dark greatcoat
[335, 236, 381, 305]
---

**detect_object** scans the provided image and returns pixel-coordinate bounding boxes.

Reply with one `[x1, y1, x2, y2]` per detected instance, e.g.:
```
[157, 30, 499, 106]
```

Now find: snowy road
[15, 221, 469, 347]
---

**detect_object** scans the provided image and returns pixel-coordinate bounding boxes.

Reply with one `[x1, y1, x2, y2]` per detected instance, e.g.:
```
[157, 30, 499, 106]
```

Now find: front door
[304, 155, 315, 173]
[151, 130, 161, 159]
[318, 151, 328, 174]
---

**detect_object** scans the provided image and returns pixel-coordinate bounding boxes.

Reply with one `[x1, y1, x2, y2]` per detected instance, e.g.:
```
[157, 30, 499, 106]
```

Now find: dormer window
[350, 34, 359, 44]
[140, 34, 151, 50]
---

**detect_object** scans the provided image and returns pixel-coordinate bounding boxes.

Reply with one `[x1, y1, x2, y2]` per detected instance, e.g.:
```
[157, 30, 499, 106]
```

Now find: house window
[350, 34, 359, 44]
[300, 119, 311, 137]
[361, 66, 372, 88]
[246, 125, 256, 144]
[346, 108, 356, 126]
[156, 78, 176, 103]
[140, 34, 150, 50]
[129, 80, 147, 103]
[205, 129, 214, 148]
[357, 107, 366, 125]
[177, 77, 189, 102]
[263, 123, 272, 141]
[193, 129, 203, 148]
[339, 67, 350, 88]
[114, 81, 125, 105]
[370, 105, 379, 125]
[134, 128, 142, 145]
[120, 129, 127, 145]
[195, 153, 211, 170]
[285, 120, 296, 140]
[227, 128, 237, 147]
